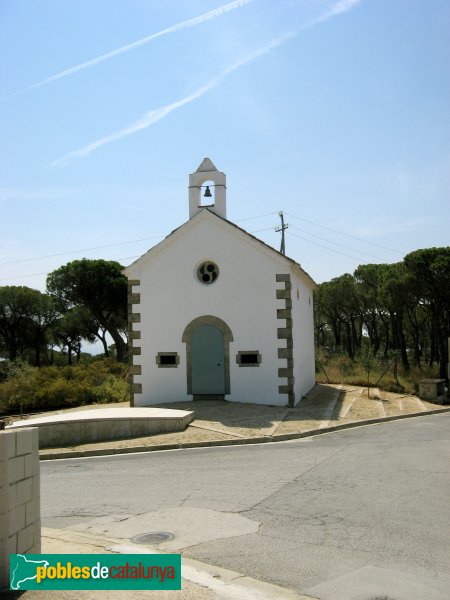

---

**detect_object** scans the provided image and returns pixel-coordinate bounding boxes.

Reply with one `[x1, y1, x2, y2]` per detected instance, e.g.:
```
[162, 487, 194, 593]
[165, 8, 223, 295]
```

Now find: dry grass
[315, 350, 440, 394]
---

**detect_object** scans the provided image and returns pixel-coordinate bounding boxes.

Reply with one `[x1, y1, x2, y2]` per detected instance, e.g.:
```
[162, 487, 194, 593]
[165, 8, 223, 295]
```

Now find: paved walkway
[21, 383, 448, 460]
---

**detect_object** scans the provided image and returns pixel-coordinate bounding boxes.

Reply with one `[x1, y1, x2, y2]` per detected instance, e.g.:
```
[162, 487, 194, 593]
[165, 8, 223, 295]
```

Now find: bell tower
[189, 158, 227, 220]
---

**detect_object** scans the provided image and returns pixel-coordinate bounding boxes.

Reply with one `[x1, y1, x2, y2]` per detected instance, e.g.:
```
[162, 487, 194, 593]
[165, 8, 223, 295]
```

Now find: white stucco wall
[291, 270, 316, 402]
[126, 210, 315, 407]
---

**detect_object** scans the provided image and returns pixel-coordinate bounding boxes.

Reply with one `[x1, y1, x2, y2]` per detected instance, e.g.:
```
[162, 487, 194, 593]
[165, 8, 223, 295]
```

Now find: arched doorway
[192, 325, 224, 393]
[182, 316, 233, 397]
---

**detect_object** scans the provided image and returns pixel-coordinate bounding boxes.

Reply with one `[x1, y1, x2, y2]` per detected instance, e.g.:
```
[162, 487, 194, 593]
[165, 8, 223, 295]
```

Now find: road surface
[41, 413, 450, 600]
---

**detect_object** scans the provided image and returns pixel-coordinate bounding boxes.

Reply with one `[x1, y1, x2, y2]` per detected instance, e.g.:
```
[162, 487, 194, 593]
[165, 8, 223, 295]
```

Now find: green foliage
[51, 306, 96, 365]
[315, 246, 450, 377]
[0, 360, 37, 414]
[90, 375, 130, 404]
[0, 286, 59, 364]
[46, 259, 128, 362]
[1, 260, 129, 367]
[0, 359, 129, 414]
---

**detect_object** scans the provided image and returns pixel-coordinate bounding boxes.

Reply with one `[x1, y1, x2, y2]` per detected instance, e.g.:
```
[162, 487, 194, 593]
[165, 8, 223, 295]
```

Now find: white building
[124, 158, 316, 407]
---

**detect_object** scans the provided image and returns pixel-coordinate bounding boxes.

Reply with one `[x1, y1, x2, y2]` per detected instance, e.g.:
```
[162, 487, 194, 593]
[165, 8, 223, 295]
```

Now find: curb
[39, 406, 450, 461]
[41, 527, 317, 600]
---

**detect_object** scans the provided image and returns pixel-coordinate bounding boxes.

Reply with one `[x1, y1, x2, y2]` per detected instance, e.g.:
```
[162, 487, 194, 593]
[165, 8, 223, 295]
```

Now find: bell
[203, 185, 212, 198]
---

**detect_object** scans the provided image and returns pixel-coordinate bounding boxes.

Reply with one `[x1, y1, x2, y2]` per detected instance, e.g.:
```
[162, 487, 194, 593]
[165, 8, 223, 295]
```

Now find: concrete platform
[6, 408, 194, 448]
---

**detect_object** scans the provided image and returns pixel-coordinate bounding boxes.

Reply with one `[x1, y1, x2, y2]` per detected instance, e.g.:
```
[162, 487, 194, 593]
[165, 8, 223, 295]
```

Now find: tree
[78, 312, 111, 356]
[46, 259, 128, 362]
[403, 247, 450, 378]
[315, 247, 450, 381]
[0, 286, 58, 363]
[377, 263, 410, 371]
[315, 274, 362, 358]
[354, 264, 390, 356]
[315, 281, 343, 350]
[51, 307, 96, 365]
[28, 292, 60, 366]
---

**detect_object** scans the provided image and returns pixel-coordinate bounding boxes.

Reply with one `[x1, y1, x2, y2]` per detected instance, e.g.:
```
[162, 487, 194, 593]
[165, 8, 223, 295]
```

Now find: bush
[0, 360, 37, 414]
[0, 359, 130, 414]
[91, 375, 130, 404]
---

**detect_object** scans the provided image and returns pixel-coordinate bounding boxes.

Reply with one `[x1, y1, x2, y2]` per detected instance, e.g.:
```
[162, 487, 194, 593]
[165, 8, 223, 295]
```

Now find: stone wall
[276, 273, 295, 407]
[0, 427, 40, 590]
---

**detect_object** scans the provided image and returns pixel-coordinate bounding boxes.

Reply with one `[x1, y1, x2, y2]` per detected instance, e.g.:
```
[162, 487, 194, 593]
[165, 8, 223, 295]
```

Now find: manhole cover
[131, 532, 175, 545]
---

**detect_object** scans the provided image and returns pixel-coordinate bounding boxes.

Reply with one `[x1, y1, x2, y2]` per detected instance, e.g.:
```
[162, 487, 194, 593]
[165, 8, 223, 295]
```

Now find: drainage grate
[131, 532, 175, 545]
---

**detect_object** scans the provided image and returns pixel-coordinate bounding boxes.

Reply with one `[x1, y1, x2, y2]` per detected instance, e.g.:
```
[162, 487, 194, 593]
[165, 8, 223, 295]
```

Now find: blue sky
[1, 0, 449, 292]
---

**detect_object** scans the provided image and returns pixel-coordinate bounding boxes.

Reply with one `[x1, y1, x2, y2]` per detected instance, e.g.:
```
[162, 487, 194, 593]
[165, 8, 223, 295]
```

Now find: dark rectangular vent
[160, 355, 176, 365]
[236, 351, 261, 367]
[240, 353, 258, 364]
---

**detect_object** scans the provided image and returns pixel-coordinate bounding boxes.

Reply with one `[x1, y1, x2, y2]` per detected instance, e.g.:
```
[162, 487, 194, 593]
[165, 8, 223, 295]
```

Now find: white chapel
[124, 158, 316, 407]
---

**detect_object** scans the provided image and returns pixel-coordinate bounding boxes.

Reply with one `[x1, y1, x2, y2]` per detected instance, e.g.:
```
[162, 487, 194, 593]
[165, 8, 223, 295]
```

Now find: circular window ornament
[197, 261, 219, 285]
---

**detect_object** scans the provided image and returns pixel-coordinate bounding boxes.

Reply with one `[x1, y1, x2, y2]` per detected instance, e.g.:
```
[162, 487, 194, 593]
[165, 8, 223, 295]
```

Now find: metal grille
[131, 532, 174, 544]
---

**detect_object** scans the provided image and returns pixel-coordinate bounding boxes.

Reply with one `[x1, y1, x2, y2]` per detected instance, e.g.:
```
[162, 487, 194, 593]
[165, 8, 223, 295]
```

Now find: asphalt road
[41, 413, 450, 600]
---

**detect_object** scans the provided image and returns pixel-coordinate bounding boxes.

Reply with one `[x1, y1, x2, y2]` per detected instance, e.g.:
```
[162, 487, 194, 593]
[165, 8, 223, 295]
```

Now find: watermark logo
[10, 554, 181, 590]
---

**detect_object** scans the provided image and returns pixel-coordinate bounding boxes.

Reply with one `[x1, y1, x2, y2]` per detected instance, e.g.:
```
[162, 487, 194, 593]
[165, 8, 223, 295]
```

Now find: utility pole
[276, 211, 288, 255]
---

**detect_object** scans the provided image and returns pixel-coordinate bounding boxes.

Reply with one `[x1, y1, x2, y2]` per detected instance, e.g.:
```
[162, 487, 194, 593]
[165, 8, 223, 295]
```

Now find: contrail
[48, 32, 296, 168]
[310, 0, 362, 24]
[49, 0, 362, 168]
[2, 0, 252, 101]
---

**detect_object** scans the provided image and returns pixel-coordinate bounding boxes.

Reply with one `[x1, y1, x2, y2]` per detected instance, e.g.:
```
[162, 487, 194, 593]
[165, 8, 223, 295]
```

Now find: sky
[1, 0, 449, 294]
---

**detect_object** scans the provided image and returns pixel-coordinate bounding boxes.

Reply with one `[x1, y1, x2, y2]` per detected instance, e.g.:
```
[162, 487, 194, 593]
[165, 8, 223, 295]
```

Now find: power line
[289, 225, 385, 261]
[0, 208, 402, 269]
[249, 226, 276, 234]
[0, 224, 276, 283]
[0, 234, 165, 265]
[0, 211, 278, 266]
[112, 255, 141, 262]
[235, 211, 278, 222]
[0, 208, 397, 281]
[239, 212, 390, 262]
[0, 272, 49, 282]
[237, 209, 403, 258]
[0, 255, 143, 283]
[287, 230, 363, 262]
[0, 221, 366, 283]
[285, 212, 402, 254]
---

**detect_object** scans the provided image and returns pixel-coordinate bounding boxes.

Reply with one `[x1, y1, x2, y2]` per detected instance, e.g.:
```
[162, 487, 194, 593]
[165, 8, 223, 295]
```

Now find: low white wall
[0, 427, 41, 591]
[8, 410, 194, 448]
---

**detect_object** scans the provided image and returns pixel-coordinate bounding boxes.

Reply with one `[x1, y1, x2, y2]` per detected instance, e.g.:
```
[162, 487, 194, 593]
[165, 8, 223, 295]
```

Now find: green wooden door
[191, 325, 225, 394]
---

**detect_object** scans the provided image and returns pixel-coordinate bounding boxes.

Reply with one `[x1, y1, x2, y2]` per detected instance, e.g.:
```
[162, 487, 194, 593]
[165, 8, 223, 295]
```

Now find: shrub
[91, 375, 130, 404]
[0, 358, 130, 415]
[0, 360, 37, 414]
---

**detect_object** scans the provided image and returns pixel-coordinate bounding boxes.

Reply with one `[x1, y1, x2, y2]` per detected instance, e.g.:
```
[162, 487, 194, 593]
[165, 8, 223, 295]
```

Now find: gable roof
[195, 157, 218, 172]
[124, 209, 316, 289]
